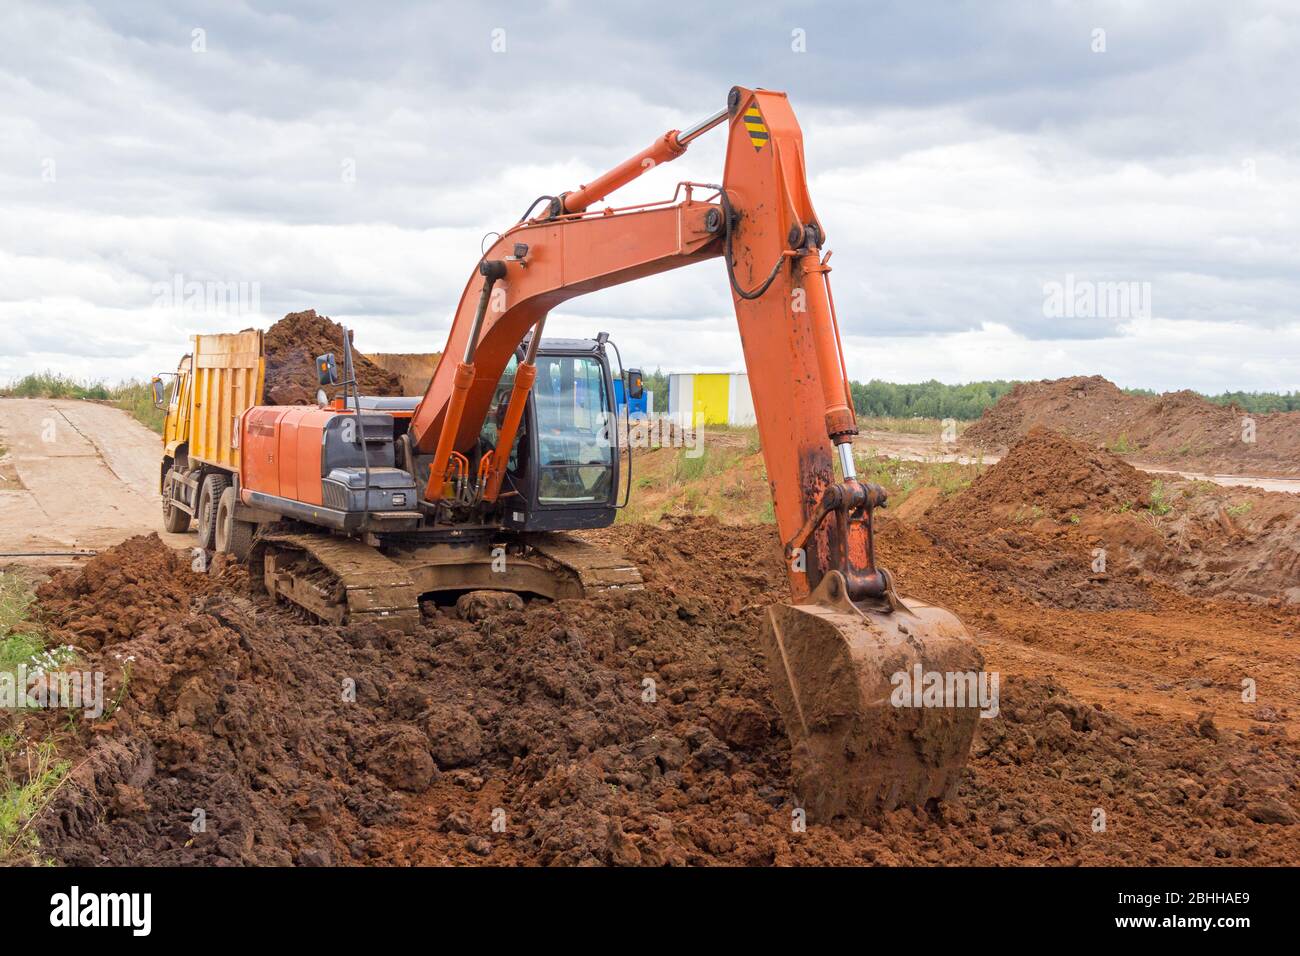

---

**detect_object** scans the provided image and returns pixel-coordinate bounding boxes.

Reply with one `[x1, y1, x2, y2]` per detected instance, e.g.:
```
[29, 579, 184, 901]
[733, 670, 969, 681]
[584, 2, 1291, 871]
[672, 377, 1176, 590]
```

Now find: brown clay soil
[263, 310, 403, 405]
[965, 375, 1300, 477]
[16, 430, 1300, 866]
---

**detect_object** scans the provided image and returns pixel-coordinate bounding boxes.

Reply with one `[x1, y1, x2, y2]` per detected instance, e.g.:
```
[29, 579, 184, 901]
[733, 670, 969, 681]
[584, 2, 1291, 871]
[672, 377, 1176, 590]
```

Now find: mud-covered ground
[18, 430, 1299, 866]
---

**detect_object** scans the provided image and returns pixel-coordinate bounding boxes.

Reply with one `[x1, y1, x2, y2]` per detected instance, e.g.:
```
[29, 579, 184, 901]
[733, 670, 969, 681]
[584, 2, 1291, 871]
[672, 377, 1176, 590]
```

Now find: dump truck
[152, 329, 267, 554]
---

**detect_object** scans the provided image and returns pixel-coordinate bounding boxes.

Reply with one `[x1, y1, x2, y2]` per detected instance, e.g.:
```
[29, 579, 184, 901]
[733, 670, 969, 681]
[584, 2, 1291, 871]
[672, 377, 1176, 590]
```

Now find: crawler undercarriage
[250, 528, 643, 631]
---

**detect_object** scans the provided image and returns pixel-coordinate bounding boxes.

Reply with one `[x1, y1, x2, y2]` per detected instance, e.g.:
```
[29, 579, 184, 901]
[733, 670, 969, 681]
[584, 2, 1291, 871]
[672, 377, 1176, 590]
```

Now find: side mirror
[316, 353, 339, 386]
[150, 377, 167, 409]
[626, 368, 644, 401]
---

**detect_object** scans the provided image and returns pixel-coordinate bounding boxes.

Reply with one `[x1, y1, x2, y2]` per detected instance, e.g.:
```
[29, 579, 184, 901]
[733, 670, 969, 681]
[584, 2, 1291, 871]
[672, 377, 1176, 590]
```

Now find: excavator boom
[405, 86, 984, 821]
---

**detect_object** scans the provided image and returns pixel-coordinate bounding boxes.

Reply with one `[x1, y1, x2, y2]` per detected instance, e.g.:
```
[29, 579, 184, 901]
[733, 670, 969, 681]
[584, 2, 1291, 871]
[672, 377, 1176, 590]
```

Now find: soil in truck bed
[263, 310, 404, 405]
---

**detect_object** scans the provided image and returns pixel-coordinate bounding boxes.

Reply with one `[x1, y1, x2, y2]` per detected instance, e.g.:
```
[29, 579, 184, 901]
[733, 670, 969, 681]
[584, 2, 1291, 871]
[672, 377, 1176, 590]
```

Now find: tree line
[636, 370, 1300, 420]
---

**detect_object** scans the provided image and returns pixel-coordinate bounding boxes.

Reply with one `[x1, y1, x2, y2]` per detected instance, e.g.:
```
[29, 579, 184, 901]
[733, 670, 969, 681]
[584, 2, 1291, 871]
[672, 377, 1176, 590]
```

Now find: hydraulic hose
[719, 189, 787, 300]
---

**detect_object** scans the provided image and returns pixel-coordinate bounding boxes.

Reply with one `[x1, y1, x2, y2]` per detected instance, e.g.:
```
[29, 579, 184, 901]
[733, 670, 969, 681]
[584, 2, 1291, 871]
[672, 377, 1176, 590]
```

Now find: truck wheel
[214, 486, 256, 561]
[196, 473, 230, 551]
[161, 467, 191, 534]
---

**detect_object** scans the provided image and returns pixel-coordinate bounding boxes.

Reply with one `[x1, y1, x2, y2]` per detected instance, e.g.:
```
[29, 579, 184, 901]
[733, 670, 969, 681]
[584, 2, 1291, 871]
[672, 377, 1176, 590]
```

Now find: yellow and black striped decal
[742, 106, 769, 150]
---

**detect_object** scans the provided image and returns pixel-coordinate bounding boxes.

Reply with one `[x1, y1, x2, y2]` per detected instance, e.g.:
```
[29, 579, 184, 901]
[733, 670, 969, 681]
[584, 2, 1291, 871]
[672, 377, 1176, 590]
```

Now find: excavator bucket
[761, 571, 985, 823]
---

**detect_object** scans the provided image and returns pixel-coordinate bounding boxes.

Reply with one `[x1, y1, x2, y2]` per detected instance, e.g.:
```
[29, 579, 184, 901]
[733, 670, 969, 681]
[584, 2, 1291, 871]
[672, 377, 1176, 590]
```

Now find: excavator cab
[484, 336, 622, 532]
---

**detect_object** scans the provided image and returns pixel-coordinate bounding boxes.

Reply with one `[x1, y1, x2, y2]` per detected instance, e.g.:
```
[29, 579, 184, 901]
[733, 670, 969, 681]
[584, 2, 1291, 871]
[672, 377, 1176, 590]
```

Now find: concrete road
[0, 398, 192, 564]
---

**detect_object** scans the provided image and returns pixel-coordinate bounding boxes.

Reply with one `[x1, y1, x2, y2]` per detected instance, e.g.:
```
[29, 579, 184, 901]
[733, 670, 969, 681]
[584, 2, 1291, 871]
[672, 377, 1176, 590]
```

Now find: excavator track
[522, 533, 644, 593]
[251, 530, 643, 630]
[254, 531, 424, 632]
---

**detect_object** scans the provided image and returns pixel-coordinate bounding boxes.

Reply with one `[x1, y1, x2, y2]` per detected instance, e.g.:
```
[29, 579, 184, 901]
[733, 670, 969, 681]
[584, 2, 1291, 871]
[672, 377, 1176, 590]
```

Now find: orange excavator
[185, 86, 982, 820]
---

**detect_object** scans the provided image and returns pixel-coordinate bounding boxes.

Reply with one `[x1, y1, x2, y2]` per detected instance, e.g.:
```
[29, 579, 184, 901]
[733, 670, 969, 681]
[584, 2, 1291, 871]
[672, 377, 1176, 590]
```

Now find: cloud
[0, 0, 1296, 393]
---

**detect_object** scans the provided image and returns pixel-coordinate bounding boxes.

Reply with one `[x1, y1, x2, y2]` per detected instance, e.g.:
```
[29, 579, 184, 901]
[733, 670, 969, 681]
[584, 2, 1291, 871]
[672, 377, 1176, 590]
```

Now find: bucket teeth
[762, 571, 983, 823]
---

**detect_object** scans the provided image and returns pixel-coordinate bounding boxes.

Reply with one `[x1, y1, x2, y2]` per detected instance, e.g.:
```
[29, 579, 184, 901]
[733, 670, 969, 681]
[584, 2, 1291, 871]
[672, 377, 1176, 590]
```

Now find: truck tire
[161, 467, 191, 534]
[196, 473, 230, 552]
[214, 486, 256, 561]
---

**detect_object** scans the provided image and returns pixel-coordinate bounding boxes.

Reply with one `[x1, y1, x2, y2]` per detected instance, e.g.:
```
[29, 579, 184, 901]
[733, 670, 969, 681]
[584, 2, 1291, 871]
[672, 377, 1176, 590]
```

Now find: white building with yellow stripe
[667, 372, 756, 427]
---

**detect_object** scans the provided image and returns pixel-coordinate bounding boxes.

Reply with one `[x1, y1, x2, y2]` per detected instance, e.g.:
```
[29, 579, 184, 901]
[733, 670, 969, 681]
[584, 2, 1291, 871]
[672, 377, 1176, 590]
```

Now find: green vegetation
[850, 379, 1018, 421]
[1108, 433, 1135, 455]
[1, 372, 112, 401]
[1226, 501, 1253, 518]
[1, 737, 70, 865]
[645, 371, 1299, 423]
[0, 573, 44, 676]
[641, 368, 670, 413]
[1182, 479, 1219, 498]
[106, 381, 166, 433]
[853, 451, 985, 508]
[0, 372, 165, 433]
[1012, 504, 1045, 524]
[1127, 386, 1300, 414]
[857, 415, 967, 436]
[1148, 480, 1174, 516]
[672, 449, 713, 484]
[1204, 391, 1300, 413]
[638, 373, 1016, 421]
[0, 571, 73, 865]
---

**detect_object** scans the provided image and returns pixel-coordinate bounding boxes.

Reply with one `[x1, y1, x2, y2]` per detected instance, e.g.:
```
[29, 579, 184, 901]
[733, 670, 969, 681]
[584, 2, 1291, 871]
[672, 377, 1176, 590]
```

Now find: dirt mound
[965, 375, 1300, 477]
[951, 428, 1151, 518]
[922, 430, 1157, 610]
[1122, 484, 1300, 606]
[25, 518, 1300, 866]
[263, 310, 403, 405]
[922, 429, 1300, 608]
[966, 376, 1141, 450]
[967, 374, 1138, 450]
[36, 535, 229, 650]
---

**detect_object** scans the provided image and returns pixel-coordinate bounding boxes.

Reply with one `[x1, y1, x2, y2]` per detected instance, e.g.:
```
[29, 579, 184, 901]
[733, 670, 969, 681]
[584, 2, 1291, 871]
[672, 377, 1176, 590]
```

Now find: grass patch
[857, 416, 966, 438]
[0, 737, 71, 865]
[0, 570, 75, 865]
[673, 449, 713, 484]
[1148, 479, 1174, 516]
[1013, 504, 1045, 524]
[1108, 433, 1135, 455]
[617, 440, 771, 524]
[1182, 479, 1219, 498]
[854, 450, 984, 508]
[0, 572, 43, 674]
[1, 372, 165, 434]
[621, 441, 983, 527]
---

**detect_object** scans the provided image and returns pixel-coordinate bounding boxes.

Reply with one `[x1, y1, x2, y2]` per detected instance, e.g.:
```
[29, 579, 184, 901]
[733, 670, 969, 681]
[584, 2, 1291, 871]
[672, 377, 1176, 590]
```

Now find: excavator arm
[410, 86, 983, 821]
[410, 87, 870, 599]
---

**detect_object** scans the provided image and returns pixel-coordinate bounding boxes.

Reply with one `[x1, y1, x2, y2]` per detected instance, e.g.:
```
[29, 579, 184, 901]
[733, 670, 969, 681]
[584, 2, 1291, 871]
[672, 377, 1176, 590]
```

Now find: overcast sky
[2, 0, 1297, 393]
